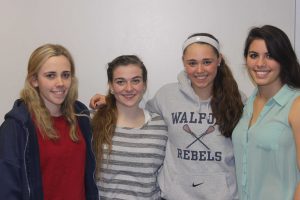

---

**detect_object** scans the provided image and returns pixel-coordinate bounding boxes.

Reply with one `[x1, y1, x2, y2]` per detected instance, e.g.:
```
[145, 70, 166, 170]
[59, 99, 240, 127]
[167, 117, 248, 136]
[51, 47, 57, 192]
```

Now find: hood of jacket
[177, 70, 211, 105]
[4, 99, 31, 126]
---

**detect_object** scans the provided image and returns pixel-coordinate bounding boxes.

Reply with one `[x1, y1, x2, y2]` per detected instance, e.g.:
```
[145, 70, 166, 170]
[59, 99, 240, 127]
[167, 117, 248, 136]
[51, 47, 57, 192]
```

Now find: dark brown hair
[244, 25, 300, 88]
[184, 33, 244, 137]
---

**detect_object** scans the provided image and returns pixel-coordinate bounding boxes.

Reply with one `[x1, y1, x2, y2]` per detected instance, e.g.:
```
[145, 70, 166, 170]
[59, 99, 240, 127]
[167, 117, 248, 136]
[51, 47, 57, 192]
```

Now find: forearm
[295, 182, 300, 200]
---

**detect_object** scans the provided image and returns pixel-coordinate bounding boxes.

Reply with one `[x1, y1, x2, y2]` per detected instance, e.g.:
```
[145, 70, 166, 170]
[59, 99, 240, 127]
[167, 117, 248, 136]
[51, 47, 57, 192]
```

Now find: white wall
[0, 0, 296, 123]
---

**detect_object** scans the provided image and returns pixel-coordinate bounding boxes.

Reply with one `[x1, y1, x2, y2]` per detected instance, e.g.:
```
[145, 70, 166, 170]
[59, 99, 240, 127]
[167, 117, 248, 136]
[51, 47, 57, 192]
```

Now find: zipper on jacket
[77, 113, 98, 196]
[23, 126, 31, 198]
[82, 113, 98, 187]
[90, 133, 97, 186]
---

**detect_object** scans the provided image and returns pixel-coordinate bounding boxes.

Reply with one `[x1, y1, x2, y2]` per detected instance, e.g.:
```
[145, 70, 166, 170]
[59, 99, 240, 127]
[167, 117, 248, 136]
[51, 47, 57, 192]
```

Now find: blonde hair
[20, 44, 79, 141]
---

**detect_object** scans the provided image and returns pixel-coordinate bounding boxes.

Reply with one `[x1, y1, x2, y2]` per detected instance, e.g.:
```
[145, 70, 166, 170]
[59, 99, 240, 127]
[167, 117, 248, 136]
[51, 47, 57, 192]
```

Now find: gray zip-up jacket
[146, 71, 239, 200]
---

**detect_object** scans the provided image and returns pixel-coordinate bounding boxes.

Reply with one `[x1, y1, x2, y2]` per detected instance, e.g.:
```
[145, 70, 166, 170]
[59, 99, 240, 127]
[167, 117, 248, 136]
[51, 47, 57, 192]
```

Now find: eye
[265, 53, 273, 59]
[131, 78, 142, 85]
[115, 80, 126, 85]
[45, 72, 56, 79]
[248, 52, 258, 59]
[62, 71, 71, 79]
[202, 59, 213, 66]
[187, 60, 198, 67]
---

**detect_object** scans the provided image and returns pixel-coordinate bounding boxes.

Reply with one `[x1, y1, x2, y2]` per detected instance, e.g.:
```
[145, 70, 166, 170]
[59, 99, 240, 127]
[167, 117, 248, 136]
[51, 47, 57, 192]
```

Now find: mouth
[51, 90, 66, 96]
[121, 93, 136, 99]
[194, 73, 208, 80]
[253, 69, 271, 77]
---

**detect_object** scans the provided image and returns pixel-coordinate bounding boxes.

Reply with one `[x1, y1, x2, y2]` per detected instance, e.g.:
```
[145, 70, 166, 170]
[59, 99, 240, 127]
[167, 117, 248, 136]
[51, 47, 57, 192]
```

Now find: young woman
[145, 33, 244, 200]
[91, 55, 168, 199]
[232, 25, 300, 200]
[0, 44, 98, 200]
[90, 33, 244, 199]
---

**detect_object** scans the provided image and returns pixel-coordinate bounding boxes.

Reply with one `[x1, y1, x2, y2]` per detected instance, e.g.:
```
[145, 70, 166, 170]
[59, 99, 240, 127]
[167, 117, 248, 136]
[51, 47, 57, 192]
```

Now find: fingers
[89, 94, 102, 109]
[89, 94, 107, 109]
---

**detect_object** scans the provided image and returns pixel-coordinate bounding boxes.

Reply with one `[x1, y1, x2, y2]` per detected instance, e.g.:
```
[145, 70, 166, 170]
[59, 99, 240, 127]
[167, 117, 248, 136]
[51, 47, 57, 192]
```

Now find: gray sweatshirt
[146, 71, 238, 200]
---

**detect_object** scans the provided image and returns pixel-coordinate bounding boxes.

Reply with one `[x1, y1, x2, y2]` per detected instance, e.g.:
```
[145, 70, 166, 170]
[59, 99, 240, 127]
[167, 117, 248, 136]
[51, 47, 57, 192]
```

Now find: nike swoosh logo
[192, 182, 204, 187]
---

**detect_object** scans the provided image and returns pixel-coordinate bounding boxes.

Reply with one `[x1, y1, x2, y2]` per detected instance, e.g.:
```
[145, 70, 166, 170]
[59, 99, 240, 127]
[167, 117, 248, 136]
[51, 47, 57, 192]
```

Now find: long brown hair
[184, 33, 244, 137]
[20, 44, 79, 141]
[92, 55, 147, 178]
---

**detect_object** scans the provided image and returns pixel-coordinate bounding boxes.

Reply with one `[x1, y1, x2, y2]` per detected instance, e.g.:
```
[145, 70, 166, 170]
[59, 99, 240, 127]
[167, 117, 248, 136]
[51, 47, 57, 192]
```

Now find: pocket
[256, 142, 278, 151]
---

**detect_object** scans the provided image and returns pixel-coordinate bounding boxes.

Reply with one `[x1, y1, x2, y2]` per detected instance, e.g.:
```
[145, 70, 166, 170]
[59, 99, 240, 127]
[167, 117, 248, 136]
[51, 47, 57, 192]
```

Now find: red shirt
[36, 116, 86, 200]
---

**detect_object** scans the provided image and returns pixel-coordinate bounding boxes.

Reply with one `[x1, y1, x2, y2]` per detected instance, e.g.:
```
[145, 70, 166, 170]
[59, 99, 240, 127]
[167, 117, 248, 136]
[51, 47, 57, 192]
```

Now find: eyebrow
[248, 51, 269, 55]
[185, 58, 214, 61]
[113, 76, 143, 81]
[43, 70, 71, 73]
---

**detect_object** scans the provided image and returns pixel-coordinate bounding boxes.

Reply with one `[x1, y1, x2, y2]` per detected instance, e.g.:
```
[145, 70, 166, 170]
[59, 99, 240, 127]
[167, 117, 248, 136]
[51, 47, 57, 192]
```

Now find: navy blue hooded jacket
[0, 99, 99, 200]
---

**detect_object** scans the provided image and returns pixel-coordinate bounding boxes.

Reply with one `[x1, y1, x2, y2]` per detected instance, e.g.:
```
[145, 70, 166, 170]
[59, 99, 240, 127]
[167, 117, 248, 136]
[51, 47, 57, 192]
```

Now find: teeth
[52, 91, 64, 94]
[256, 71, 268, 75]
[123, 94, 135, 98]
[194, 74, 207, 80]
[196, 76, 206, 80]
[254, 70, 270, 77]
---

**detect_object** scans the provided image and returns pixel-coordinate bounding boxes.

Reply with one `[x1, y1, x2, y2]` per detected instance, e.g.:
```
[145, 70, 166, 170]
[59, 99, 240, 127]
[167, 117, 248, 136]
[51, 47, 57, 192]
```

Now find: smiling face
[246, 39, 282, 90]
[183, 43, 221, 97]
[32, 55, 72, 115]
[109, 64, 146, 109]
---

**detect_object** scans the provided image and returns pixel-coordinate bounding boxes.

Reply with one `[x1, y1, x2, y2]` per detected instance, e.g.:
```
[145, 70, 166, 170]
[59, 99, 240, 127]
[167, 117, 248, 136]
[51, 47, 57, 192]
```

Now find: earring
[110, 89, 114, 94]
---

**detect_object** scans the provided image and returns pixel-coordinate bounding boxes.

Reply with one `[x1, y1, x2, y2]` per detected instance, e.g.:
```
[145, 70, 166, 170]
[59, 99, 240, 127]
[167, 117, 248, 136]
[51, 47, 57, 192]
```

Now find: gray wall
[0, 0, 296, 123]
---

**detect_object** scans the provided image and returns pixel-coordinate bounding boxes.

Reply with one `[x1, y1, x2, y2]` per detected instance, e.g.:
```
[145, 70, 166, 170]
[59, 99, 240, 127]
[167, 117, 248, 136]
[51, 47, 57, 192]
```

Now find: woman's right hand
[89, 94, 107, 109]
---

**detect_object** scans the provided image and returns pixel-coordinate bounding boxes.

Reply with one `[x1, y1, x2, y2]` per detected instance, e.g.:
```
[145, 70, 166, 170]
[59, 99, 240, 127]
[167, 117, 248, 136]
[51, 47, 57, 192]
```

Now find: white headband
[182, 35, 220, 52]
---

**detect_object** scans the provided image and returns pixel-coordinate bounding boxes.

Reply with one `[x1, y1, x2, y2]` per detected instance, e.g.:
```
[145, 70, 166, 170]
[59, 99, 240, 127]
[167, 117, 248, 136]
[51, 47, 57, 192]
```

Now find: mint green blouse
[232, 85, 300, 200]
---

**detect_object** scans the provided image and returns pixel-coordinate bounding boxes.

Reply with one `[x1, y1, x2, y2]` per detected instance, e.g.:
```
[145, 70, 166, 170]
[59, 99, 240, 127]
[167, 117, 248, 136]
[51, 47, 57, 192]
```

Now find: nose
[257, 56, 266, 67]
[56, 77, 64, 86]
[196, 63, 205, 72]
[125, 82, 133, 91]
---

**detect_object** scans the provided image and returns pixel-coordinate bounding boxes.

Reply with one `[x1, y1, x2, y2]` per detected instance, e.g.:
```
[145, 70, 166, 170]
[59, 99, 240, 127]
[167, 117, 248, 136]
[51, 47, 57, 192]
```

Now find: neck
[43, 100, 62, 117]
[116, 104, 145, 128]
[50, 110, 62, 117]
[48, 107, 62, 117]
[257, 82, 283, 100]
[192, 84, 212, 100]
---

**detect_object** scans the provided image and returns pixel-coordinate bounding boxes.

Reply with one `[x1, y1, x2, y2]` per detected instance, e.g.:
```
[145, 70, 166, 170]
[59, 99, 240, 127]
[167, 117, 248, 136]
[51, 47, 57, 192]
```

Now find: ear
[108, 83, 114, 94]
[108, 82, 112, 90]
[30, 75, 39, 87]
[182, 56, 188, 72]
[218, 53, 223, 66]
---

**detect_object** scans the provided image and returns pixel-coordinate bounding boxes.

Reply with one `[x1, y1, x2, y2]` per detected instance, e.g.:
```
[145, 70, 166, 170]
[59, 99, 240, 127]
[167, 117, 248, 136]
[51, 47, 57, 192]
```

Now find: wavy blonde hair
[20, 44, 79, 141]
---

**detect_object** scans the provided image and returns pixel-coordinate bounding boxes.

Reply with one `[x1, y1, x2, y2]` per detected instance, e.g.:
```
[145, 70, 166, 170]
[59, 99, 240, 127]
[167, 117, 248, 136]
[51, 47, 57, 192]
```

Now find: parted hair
[184, 33, 244, 137]
[92, 55, 147, 178]
[20, 44, 79, 141]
